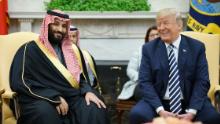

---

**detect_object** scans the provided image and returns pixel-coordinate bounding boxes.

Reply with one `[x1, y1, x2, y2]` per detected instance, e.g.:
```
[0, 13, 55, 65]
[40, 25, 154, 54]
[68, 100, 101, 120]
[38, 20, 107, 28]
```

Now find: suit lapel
[156, 40, 169, 86]
[178, 35, 189, 91]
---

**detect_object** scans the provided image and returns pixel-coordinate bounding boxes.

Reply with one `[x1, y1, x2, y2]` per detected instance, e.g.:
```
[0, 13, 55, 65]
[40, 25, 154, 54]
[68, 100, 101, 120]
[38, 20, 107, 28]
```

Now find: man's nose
[158, 24, 165, 30]
[56, 25, 63, 32]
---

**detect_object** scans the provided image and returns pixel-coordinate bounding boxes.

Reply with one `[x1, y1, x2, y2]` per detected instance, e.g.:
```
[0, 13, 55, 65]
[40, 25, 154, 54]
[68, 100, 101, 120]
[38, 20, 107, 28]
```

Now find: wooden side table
[116, 100, 136, 124]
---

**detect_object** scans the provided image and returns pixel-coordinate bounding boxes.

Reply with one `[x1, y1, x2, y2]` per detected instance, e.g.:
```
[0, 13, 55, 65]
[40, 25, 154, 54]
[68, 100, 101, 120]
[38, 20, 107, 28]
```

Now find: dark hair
[47, 10, 69, 19]
[144, 25, 157, 43]
[70, 27, 78, 31]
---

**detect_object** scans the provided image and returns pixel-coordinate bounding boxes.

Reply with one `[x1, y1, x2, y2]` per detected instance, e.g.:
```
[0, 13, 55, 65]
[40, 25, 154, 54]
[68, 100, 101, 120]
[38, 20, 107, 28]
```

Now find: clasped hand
[159, 110, 195, 121]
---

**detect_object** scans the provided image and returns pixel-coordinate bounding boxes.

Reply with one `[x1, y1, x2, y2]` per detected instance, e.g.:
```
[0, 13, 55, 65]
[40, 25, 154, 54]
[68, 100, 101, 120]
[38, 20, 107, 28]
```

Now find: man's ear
[177, 20, 183, 31]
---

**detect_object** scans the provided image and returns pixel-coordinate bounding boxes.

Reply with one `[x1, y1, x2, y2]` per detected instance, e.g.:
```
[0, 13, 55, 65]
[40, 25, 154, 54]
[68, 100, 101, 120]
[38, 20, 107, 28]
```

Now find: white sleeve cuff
[185, 108, 197, 115]
[156, 106, 164, 114]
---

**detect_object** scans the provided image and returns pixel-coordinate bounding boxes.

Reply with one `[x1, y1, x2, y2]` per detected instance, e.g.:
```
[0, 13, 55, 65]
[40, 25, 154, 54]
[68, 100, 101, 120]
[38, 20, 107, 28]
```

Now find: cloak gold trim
[34, 39, 79, 89]
[82, 50, 98, 79]
[22, 42, 60, 103]
[82, 50, 102, 94]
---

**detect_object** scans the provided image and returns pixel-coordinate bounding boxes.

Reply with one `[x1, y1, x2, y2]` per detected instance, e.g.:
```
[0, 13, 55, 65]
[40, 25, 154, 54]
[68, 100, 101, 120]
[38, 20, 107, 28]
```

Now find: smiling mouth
[54, 32, 63, 37]
[55, 32, 62, 35]
[160, 32, 169, 36]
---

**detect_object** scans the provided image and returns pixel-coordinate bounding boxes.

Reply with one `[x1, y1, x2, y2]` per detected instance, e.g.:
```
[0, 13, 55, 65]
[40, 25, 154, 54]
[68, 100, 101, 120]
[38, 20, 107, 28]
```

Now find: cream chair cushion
[181, 31, 220, 105]
[0, 32, 39, 124]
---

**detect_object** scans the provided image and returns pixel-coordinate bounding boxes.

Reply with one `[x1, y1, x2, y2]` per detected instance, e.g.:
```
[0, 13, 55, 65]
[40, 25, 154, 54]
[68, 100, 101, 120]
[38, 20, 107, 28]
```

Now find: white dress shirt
[164, 35, 183, 100]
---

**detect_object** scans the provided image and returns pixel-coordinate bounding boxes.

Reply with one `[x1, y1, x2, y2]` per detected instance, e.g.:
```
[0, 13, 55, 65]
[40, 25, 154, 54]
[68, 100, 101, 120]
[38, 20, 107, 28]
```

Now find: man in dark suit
[129, 8, 220, 124]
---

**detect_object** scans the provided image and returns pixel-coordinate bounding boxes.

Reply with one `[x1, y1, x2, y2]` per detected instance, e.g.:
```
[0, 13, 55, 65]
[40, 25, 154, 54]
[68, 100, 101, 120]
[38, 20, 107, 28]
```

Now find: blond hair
[157, 8, 182, 24]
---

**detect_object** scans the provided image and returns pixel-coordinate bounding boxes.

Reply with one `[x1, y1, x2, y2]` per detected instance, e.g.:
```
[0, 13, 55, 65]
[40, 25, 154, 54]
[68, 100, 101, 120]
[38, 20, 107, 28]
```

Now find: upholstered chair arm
[2, 91, 20, 119]
[2, 91, 16, 99]
[214, 85, 220, 112]
[0, 89, 5, 95]
[0, 89, 5, 105]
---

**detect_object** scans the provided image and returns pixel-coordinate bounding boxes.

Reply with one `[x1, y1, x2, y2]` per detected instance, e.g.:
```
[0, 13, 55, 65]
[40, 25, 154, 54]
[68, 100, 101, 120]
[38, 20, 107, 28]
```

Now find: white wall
[8, 0, 190, 61]
[8, 0, 48, 12]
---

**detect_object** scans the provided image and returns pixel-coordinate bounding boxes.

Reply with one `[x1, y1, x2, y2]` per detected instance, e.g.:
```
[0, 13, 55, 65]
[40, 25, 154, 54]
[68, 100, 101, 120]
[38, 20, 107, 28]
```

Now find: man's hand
[56, 96, 69, 116]
[159, 110, 176, 118]
[177, 113, 195, 121]
[85, 92, 106, 109]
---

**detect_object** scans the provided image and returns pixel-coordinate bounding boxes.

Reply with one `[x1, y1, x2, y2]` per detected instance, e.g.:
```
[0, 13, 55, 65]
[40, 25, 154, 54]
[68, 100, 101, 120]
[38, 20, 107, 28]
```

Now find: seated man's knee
[88, 102, 107, 114]
[196, 100, 220, 124]
[200, 112, 220, 124]
[19, 100, 62, 124]
[129, 105, 153, 124]
[129, 101, 156, 124]
[33, 100, 59, 118]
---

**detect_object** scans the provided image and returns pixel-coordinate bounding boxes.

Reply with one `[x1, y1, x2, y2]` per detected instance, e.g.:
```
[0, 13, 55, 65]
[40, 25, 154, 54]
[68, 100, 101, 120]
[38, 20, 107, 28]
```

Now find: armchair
[0, 32, 39, 124]
[181, 31, 220, 111]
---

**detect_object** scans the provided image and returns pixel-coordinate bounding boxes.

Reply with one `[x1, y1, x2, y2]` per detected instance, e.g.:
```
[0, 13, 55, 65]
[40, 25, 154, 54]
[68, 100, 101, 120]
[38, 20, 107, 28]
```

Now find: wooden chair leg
[117, 110, 124, 124]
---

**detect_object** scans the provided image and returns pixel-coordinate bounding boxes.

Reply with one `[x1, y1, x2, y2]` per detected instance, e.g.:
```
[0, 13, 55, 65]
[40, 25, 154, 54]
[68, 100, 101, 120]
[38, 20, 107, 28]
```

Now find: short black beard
[48, 25, 65, 45]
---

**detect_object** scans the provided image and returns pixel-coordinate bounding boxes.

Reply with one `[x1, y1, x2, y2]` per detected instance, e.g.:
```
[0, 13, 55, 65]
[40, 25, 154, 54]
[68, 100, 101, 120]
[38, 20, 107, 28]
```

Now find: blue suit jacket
[139, 34, 210, 111]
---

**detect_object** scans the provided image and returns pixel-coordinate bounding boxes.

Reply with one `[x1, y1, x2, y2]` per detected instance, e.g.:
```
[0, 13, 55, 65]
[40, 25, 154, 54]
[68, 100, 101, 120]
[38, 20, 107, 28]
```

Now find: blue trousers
[129, 99, 220, 124]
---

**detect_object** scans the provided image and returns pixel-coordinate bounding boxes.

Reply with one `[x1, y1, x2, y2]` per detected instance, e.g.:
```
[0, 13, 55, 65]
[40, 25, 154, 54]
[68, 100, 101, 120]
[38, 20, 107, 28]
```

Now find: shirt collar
[165, 35, 181, 49]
